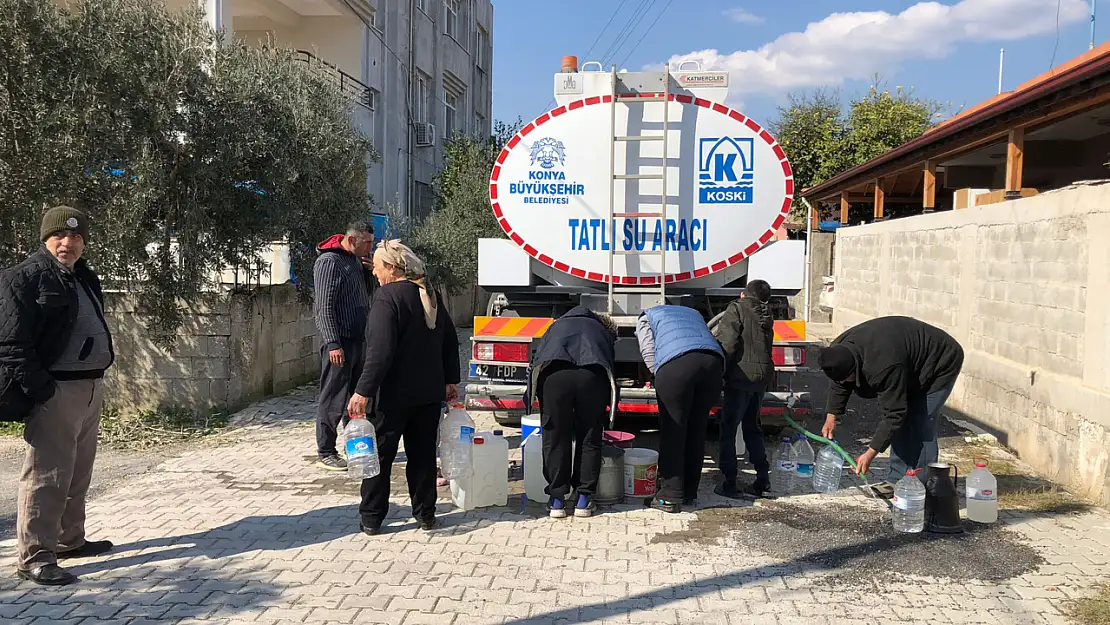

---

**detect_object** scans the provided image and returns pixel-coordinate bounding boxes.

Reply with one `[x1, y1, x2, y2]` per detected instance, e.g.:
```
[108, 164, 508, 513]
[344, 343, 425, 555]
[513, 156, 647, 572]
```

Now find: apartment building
[167, 0, 495, 219]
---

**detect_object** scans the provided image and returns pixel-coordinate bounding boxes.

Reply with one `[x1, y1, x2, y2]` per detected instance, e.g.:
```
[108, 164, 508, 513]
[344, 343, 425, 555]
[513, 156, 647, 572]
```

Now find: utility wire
[616, 0, 676, 70]
[600, 0, 656, 67]
[1050, 0, 1063, 70]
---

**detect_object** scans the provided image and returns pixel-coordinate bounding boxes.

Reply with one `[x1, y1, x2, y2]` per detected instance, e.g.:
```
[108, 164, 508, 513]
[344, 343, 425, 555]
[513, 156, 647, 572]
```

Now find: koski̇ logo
[698, 137, 754, 204]
[529, 137, 566, 169]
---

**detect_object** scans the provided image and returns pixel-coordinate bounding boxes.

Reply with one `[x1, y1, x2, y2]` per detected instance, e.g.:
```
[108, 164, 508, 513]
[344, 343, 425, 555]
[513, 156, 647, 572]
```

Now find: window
[474, 27, 488, 69]
[444, 0, 460, 39]
[475, 112, 485, 137]
[415, 73, 430, 123]
[367, 88, 378, 112]
[414, 181, 434, 220]
[442, 88, 459, 139]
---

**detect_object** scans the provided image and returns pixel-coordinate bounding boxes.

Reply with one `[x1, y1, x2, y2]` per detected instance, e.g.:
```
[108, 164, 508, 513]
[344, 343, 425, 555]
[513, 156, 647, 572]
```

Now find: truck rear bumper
[464, 382, 811, 422]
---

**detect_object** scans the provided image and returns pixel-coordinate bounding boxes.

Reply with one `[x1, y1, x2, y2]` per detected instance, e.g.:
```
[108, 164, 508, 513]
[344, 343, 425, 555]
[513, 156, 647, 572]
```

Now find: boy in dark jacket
[713, 280, 775, 499]
[818, 316, 964, 481]
[527, 307, 617, 518]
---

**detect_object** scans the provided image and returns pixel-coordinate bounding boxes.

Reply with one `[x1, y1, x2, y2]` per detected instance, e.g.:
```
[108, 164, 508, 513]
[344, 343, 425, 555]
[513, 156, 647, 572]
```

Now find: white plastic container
[966, 458, 999, 524]
[451, 431, 509, 510]
[439, 404, 476, 479]
[734, 424, 747, 458]
[812, 443, 844, 494]
[345, 416, 380, 480]
[770, 437, 795, 494]
[791, 436, 815, 494]
[523, 428, 547, 503]
[623, 448, 659, 498]
[892, 469, 927, 533]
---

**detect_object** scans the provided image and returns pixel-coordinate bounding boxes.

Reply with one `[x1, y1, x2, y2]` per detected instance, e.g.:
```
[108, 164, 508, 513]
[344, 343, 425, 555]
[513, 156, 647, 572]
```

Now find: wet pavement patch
[652, 501, 1044, 583]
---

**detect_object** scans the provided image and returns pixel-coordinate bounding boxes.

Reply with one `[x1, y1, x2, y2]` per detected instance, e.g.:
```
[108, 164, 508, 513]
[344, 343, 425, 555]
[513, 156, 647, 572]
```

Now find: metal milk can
[595, 445, 625, 505]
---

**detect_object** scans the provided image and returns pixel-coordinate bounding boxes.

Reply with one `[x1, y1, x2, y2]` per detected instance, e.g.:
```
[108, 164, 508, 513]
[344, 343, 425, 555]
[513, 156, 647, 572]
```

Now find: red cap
[974, 457, 989, 468]
[474, 437, 485, 445]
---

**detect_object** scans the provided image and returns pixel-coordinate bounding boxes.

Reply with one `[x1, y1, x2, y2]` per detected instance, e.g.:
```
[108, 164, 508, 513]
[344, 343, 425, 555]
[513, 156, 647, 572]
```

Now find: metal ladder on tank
[606, 64, 671, 316]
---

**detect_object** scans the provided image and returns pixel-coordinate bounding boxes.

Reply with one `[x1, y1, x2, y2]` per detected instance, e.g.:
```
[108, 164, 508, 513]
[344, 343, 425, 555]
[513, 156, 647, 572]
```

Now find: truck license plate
[470, 363, 526, 382]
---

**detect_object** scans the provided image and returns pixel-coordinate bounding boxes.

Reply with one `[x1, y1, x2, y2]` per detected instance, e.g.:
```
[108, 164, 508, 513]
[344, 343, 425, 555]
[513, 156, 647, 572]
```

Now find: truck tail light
[473, 342, 530, 363]
[772, 346, 806, 367]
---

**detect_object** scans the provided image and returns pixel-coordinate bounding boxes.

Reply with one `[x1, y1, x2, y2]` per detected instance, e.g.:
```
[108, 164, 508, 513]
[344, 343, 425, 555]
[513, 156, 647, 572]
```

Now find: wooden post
[923, 161, 937, 213]
[840, 191, 850, 224]
[1006, 127, 1025, 198]
[873, 178, 885, 220]
[810, 203, 819, 230]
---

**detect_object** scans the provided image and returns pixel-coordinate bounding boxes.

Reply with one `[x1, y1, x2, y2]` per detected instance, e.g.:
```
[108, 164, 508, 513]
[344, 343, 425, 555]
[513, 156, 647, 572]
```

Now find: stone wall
[833, 181, 1110, 507]
[104, 284, 319, 413]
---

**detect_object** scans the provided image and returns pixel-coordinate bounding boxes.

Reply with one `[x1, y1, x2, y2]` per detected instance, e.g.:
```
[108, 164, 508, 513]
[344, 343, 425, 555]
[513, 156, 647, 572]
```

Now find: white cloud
[723, 7, 765, 25]
[658, 0, 1089, 101]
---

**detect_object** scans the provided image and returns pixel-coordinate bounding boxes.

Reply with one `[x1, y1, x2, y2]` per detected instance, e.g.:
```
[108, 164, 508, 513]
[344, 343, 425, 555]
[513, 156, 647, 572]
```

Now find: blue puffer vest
[644, 305, 724, 372]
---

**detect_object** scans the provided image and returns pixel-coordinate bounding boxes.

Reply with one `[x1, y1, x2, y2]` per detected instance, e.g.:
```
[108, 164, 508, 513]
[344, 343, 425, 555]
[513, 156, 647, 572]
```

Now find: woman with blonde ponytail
[347, 240, 460, 535]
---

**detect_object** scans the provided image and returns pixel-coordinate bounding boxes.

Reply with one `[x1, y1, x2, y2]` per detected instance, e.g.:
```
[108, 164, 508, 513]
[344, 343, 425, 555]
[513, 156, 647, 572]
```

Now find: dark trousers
[654, 351, 724, 501]
[539, 363, 610, 498]
[718, 387, 768, 484]
[889, 382, 956, 482]
[315, 338, 365, 458]
[359, 402, 441, 527]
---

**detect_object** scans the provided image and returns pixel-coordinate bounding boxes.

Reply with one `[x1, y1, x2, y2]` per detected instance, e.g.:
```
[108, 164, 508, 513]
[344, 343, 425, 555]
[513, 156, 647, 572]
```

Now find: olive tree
[0, 0, 375, 341]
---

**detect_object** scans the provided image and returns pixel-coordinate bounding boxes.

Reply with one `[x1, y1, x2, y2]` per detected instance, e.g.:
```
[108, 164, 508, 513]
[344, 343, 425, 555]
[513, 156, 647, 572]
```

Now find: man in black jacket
[312, 222, 375, 471]
[527, 307, 617, 518]
[0, 206, 116, 585]
[818, 316, 964, 481]
[713, 280, 775, 499]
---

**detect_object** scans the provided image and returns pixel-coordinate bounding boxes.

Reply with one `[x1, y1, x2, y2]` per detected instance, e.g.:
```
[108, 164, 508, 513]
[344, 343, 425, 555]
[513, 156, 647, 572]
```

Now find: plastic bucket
[623, 448, 659, 497]
[521, 415, 541, 442]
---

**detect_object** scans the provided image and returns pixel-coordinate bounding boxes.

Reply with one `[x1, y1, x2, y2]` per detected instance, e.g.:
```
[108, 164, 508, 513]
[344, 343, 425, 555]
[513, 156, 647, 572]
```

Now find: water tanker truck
[465, 57, 812, 430]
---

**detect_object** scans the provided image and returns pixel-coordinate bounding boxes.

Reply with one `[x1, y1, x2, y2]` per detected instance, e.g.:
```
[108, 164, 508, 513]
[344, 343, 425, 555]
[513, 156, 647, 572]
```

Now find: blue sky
[492, 0, 1107, 128]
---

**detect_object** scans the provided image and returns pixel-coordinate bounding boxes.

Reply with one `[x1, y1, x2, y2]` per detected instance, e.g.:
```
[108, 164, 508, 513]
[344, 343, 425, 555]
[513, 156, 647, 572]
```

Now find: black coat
[527, 306, 617, 411]
[716, 296, 774, 391]
[825, 316, 964, 452]
[354, 281, 460, 412]
[0, 248, 115, 421]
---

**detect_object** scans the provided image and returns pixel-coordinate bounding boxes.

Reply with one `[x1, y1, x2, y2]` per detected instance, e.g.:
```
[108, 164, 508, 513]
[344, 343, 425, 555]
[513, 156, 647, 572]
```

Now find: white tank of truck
[468, 57, 811, 427]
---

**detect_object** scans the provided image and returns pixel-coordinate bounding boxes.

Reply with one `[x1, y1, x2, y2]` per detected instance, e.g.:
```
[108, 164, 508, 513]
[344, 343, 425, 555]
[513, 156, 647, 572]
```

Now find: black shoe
[651, 498, 680, 514]
[714, 480, 742, 499]
[17, 563, 77, 586]
[316, 455, 347, 471]
[57, 540, 113, 559]
[682, 497, 697, 507]
[359, 521, 380, 536]
[743, 479, 772, 499]
[418, 517, 437, 531]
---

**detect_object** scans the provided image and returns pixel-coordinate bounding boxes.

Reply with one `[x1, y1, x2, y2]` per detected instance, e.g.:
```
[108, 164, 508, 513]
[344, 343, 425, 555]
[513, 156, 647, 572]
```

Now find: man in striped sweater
[313, 221, 375, 470]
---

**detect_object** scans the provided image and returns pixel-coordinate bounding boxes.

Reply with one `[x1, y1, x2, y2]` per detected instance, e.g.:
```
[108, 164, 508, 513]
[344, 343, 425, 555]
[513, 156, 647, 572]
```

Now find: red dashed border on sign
[488, 93, 794, 286]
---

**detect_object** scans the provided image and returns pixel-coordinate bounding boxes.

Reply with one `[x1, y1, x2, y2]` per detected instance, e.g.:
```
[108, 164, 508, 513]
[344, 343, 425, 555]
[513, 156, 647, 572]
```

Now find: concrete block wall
[103, 284, 319, 414]
[833, 182, 1110, 507]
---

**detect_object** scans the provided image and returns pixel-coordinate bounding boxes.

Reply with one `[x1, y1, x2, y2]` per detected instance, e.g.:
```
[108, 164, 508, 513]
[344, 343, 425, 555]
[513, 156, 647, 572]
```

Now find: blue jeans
[718, 387, 768, 483]
[887, 383, 955, 482]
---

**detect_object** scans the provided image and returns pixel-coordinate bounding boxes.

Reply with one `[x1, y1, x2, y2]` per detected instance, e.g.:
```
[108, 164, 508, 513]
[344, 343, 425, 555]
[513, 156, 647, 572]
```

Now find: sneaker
[651, 498, 680, 514]
[316, 455, 347, 471]
[359, 521, 380, 536]
[714, 480, 741, 499]
[548, 496, 568, 519]
[57, 540, 113, 559]
[743, 479, 772, 499]
[418, 517, 438, 531]
[574, 494, 596, 518]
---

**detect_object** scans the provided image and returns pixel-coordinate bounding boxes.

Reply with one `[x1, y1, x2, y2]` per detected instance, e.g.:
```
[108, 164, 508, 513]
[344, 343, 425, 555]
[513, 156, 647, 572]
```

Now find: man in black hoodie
[818, 316, 964, 481]
[713, 280, 775, 499]
[312, 221, 374, 471]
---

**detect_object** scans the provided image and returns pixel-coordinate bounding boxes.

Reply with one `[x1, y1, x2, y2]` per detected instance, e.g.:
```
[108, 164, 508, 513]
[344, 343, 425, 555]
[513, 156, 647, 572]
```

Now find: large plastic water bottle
[966, 459, 999, 524]
[770, 437, 795, 494]
[345, 416, 380, 479]
[439, 404, 476, 479]
[812, 443, 844, 494]
[892, 469, 927, 533]
[791, 436, 815, 493]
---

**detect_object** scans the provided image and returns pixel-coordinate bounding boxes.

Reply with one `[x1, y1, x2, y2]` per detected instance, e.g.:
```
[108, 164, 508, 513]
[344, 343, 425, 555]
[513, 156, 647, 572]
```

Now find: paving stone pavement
[1, 389, 1108, 625]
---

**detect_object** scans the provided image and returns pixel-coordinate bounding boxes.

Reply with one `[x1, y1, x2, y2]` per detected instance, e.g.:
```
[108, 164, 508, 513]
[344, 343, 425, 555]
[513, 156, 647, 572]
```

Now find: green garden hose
[780, 407, 867, 480]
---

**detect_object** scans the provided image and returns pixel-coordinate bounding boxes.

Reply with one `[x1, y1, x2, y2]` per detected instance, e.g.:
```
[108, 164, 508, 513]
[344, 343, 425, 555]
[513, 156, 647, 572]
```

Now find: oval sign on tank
[488, 94, 794, 285]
